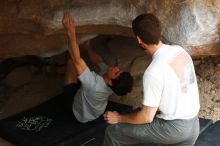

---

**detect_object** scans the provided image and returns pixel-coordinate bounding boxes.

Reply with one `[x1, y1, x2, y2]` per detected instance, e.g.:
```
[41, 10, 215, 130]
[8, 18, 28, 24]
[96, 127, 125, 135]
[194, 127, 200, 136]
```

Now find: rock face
[0, 0, 219, 60]
[0, 35, 219, 122]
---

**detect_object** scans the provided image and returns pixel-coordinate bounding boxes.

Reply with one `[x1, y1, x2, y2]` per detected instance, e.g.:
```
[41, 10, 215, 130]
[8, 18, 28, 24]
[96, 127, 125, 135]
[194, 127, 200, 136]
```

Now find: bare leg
[64, 58, 78, 85]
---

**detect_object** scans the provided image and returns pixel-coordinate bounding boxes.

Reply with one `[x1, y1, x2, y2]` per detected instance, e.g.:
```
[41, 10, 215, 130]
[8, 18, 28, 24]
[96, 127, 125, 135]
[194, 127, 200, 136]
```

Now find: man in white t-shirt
[104, 13, 200, 146]
[62, 12, 133, 123]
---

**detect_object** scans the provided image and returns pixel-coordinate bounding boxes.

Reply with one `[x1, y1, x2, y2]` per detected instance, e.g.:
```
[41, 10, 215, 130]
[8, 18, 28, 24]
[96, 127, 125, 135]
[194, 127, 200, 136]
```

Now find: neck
[144, 41, 163, 56]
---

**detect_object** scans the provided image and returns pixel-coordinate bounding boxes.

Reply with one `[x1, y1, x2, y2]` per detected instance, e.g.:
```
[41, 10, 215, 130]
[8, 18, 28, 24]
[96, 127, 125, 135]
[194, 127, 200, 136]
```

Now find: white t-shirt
[142, 44, 200, 120]
[73, 67, 113, 123]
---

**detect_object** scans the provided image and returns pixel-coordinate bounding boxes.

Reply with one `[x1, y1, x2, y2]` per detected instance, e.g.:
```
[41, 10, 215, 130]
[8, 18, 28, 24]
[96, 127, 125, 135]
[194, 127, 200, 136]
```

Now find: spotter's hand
[104, 111, 120, 124]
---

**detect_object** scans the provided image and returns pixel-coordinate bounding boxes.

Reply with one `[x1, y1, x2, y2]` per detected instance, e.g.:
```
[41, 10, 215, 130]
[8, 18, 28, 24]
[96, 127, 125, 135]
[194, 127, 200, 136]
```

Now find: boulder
[0, 0, 219, 60]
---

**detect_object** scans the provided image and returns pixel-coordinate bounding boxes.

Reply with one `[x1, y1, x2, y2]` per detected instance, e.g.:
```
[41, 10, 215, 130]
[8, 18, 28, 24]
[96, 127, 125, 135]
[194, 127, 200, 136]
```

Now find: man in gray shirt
[62, 12, 133, 123]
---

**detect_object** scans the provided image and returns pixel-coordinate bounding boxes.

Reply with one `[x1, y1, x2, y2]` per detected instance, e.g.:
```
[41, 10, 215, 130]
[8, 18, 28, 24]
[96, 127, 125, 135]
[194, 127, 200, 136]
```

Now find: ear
[136, 36, 142, 44]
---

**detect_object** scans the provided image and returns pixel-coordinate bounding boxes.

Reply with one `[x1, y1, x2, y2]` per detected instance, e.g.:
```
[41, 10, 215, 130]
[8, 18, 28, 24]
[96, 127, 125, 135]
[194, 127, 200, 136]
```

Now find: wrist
[67, 29, 76, 36]
[117, 114, 123, 123]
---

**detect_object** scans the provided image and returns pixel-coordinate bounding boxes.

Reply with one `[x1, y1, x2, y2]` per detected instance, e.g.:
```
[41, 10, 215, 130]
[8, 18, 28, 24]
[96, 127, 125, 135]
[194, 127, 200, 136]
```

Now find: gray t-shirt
[72, 67, 113, 123]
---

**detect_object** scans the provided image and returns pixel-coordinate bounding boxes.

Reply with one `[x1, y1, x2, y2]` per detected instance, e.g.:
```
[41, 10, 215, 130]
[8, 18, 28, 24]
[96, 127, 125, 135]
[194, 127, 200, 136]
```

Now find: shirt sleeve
[78, 67, 98, 89]
[142, 73, 163, 107]
[97, 62, 109, 75]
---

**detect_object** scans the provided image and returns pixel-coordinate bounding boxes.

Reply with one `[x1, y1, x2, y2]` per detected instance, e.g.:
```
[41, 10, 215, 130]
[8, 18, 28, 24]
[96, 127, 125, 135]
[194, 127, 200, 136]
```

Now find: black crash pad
[195, 120, 220, 146]
[0, 94, 217, 146]
[198, 118, 213, 134]
[0, 94, 132, 146]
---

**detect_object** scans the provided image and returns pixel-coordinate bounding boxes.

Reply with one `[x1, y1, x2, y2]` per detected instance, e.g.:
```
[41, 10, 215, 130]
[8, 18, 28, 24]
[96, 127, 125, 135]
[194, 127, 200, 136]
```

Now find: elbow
[145, 119, 153, 124]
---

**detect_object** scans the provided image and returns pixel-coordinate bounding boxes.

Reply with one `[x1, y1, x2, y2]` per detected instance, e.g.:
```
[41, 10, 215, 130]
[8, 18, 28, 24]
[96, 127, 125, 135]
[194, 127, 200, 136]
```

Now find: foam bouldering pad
[130, 143, 160, 146]
[198, 118, 213, 134]
[195, 120, 220, 146]
[0, 93, 216, 146]
[0, 94, 132, 146]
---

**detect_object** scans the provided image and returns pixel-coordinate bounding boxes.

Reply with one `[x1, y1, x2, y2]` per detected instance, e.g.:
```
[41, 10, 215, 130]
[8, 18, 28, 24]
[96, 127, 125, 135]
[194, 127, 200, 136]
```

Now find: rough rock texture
[0, 35, 219, 120]
[0, 35, 219, 145]
[0, 0, 219, 60]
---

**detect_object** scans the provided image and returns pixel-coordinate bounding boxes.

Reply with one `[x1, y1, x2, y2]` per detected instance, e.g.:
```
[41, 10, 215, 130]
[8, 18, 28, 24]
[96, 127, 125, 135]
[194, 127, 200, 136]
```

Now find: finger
[111, 121, 117, 124]
[64, 12, 69, 19]
[63, 12, 67, 17]
[63, 13, 68, 23]
[107, 120, 117, 124]
[68, 13, 72, 21]
[105, 117, 109, 121]
[113, 111, 118, 114]
[64, 11, 69, 17]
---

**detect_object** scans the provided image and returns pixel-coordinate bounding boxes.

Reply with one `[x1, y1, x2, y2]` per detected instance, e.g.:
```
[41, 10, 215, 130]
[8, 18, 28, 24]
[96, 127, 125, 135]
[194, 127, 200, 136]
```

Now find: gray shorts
[104, 116, 199, 146]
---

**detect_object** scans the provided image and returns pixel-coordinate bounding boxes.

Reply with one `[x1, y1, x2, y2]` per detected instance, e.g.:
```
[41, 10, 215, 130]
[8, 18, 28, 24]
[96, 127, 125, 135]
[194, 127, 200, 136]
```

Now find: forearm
[63, 12, 87, 75]
[67, 29, 81, 64]
[104, 106, 157, 125]
[119, 112, 152, 124]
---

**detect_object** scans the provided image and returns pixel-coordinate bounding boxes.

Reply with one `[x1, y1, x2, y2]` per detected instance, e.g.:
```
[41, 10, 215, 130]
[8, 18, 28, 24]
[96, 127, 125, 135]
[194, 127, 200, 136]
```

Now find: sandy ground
[0, 36, 219, 145]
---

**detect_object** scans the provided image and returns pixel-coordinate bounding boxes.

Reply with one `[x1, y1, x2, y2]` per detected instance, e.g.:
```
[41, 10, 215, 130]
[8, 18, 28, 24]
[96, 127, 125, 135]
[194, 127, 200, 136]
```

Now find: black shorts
[61, 82, 81, 112]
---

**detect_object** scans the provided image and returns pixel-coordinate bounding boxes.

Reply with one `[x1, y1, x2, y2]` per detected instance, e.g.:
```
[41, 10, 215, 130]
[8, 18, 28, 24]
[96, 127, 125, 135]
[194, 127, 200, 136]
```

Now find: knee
[105, 125, 116, 137]
[105, 125, 120, 140]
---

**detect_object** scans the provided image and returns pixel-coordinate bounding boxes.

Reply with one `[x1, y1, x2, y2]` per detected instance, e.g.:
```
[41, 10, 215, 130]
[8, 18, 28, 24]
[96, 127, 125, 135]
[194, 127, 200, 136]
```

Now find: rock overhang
[0, 0, 219, 60]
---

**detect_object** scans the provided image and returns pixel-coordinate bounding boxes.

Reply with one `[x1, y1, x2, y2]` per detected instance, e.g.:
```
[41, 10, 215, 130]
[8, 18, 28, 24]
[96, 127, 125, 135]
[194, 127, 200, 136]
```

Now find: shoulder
[145, 56, 165, 74]
[78, 67, 102, 85]
[169, 44, 185, 52]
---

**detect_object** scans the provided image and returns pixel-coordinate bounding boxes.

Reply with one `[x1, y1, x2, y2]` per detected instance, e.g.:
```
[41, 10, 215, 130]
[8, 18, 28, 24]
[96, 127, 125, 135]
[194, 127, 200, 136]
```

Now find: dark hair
[132, 13, 162, 45]
[110, 72, 133, 96]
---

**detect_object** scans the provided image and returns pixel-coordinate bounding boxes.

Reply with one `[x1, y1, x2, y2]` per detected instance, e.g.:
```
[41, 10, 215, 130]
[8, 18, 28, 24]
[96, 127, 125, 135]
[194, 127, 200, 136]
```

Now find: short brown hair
[132, 13, 162, 45]
[110, 72, 133, 96]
